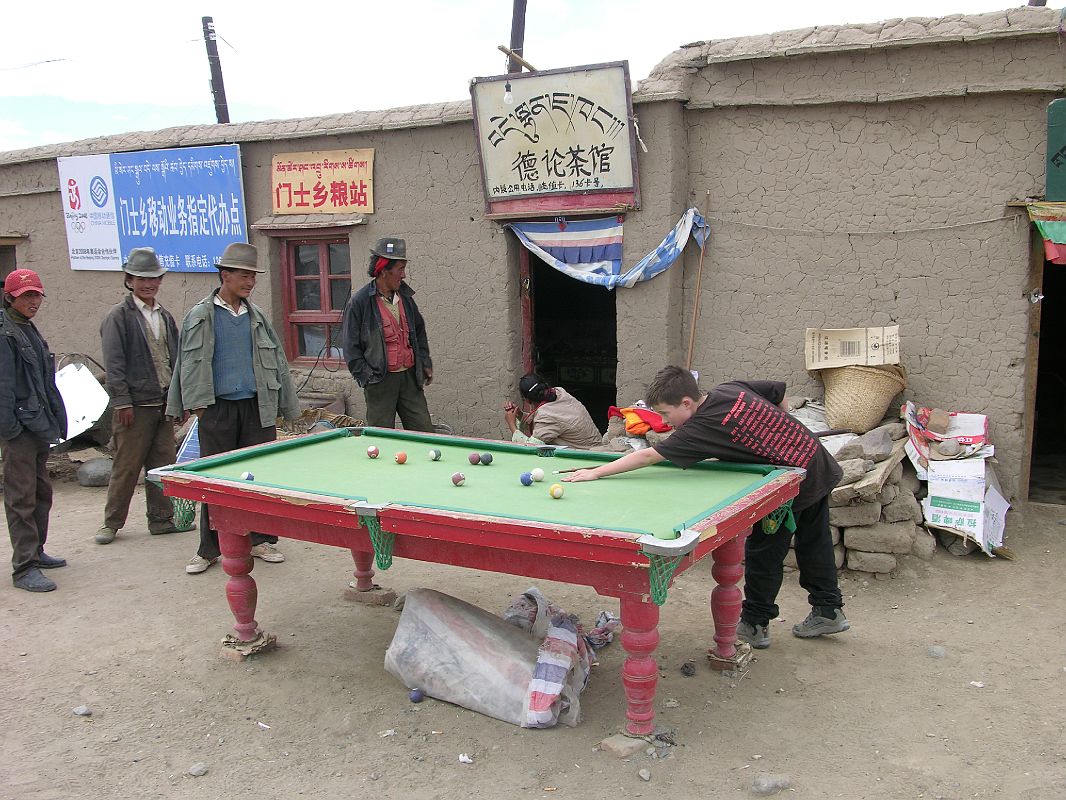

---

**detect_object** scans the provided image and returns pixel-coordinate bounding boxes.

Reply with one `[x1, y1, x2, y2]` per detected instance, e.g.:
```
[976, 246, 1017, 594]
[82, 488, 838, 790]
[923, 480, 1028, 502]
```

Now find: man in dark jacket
[341, 237, 434, 431]
[96, 248, 192, 545]
[0, 269, 68, 592]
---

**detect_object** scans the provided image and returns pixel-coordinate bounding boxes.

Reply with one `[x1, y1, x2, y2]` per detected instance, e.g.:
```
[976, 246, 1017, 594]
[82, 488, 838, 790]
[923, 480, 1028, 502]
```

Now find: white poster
[57, 154, 121, 271]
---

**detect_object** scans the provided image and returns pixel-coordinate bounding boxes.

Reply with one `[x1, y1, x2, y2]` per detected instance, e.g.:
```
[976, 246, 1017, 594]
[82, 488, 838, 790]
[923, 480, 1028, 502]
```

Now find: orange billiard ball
[395, 452, 408, 464]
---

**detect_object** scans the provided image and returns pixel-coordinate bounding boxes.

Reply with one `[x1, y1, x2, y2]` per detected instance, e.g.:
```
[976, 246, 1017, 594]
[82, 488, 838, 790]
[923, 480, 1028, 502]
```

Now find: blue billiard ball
[520, 472, 534, 486]
[409, 687, 425, 703]
[240, 471, 255, 481]
[480, 453, 493, 465]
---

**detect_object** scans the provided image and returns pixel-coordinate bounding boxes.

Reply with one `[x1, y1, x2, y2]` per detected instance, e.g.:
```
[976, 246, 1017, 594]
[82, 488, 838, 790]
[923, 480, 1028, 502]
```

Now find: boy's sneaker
[37, 550, 67, 569]
[250, 543, 285, 563]
[792, 607, 850, 638]
[736, 619, 770, 649]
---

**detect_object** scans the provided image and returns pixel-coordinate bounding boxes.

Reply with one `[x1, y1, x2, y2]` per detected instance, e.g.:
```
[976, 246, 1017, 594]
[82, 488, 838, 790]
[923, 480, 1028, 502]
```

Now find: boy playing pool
[563, 365, 849, 647]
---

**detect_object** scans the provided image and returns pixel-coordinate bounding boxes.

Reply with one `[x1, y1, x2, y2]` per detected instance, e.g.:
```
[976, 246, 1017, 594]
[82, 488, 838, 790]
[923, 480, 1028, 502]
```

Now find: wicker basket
[821, 364, 907, 434]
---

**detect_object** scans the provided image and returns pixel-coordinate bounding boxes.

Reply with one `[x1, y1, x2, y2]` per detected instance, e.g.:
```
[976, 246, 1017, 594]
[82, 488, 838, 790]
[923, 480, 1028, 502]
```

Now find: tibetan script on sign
[470, 62, 637, 209]
[271, 149, 374, 215]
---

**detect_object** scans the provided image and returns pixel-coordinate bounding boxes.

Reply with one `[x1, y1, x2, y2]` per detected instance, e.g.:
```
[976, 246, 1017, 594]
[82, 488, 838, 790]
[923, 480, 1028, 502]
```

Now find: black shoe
[37, 551, 67, 569]
[14, 567, 57, 592]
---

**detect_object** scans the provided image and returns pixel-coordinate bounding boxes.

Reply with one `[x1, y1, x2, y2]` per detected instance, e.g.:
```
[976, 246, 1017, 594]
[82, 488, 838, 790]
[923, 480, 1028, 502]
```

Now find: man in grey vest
[97, 248, 192, 544]
[167, 242, 300, 574]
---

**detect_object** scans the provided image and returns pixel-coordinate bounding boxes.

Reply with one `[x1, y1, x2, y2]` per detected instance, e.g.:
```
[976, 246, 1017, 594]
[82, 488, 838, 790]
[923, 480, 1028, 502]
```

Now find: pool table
[151, 426, 802, 735]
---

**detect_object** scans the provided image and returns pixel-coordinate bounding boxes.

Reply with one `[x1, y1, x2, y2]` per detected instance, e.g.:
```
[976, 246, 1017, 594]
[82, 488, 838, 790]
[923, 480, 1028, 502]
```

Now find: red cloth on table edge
[1045, 239, 1066, 265]
[607, 406, 672, 435]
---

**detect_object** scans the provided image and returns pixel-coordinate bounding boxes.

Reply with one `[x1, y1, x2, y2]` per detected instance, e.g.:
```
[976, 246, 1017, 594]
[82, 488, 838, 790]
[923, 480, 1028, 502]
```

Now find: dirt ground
[2, 474, 1065, 800]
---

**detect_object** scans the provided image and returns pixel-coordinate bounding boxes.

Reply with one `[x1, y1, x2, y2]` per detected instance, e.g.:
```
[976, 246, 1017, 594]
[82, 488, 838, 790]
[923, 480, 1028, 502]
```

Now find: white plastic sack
[383, 588, 582, 728]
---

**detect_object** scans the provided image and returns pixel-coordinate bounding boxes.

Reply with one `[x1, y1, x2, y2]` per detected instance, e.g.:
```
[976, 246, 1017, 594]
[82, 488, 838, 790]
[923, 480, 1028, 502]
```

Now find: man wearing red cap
[341, 237, 434, 430]
[0, 269, 69, 592]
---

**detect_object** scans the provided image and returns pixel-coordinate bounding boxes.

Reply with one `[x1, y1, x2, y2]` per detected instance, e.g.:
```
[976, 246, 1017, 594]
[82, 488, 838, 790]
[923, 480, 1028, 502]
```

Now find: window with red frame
[282, 238, 351, 363]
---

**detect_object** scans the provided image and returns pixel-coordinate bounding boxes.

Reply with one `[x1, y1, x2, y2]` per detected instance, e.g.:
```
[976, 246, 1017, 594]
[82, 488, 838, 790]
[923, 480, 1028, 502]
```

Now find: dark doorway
[528, 253, 616, 431]
[1030, 259, 1066, 503]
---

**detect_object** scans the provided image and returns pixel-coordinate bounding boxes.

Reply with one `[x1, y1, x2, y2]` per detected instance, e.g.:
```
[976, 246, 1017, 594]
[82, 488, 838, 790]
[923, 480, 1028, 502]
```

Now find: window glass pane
[295, 278, 321, 310]
[329, 323, 343, 358]
[298, 324, 343, 359]
[328, 243, 350, 275]
[330, 278, 351, 311]
[295, 244, 319, 276]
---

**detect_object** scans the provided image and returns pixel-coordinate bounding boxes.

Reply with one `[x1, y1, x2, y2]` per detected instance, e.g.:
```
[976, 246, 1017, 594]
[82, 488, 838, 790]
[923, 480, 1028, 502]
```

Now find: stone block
[888, 462, 904, 485]
[344, 586, 397, 606]
[599, 733, 648, 757]
[858, 427, 894, 461]
[844, 521, 916, 554]
[833, 543, 845, 568]
[846, 550, 897, 573]
[835, 441, 864, 461]
[829, 501, 882, 528]
[869, 422, 907, 441]
[77, 458, 112, 487]
[875, 483, 898, 505]
[882, 487, 922, 523]
[899, 462, 922, 495]
[830, 485, 859, 506]
[830, 525, 842, 546]
[837, 458, 866, 486]
[911, 529, 937, 560]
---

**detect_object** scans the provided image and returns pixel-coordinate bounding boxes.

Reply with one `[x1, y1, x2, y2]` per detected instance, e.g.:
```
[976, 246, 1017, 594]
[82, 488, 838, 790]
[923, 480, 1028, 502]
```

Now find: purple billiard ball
[479, 453, 493, 465]
[468, 452, 481, 465]
[520, 472, 533, 486]
[409, 688, 424, 703]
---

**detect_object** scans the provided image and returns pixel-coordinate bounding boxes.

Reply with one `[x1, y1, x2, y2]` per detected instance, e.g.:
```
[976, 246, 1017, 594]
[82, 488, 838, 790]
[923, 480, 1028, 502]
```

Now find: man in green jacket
[166, 242, 300, 575]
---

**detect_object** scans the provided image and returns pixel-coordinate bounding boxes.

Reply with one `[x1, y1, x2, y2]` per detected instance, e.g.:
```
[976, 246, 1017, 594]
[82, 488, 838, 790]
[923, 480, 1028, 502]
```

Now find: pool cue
[552, 468, 584, 474]
[684, 190, 712, 371]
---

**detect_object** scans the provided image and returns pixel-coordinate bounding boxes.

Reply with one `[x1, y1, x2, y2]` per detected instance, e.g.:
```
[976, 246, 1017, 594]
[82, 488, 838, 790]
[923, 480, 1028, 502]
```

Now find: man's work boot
[37, 550, 67, 569]
[14, 567, 57, 592]
[737, 619, 770, 649]
[95, 526, 118, 545]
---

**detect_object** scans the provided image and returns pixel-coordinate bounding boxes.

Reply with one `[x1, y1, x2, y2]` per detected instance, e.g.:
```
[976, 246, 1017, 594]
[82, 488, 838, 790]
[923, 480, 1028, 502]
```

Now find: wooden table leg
[708, 534, 750, 670]
[343, 549, 397, 606]
[218, 528, 259, 641]
[620, 595, 660, 736]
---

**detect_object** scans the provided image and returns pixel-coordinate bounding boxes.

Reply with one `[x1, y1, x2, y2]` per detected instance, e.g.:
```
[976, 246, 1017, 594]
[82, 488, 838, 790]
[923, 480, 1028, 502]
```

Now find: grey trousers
[364, 369, 433, 431]
[103, 405, 177, 531]
[2, 431, 52, 578]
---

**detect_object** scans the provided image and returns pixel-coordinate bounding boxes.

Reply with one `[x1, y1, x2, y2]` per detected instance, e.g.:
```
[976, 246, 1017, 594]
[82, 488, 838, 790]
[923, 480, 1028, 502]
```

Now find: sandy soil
[2, 475, 1065, 800]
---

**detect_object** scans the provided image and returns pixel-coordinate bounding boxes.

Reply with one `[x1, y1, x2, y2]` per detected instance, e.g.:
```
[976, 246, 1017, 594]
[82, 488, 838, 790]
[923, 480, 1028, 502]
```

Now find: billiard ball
[451, 472, 466, 486]
[428, 448, 442, 461]
[395, 451, 407, 464]
[530, 468, 545, 482]
[367, 446, 380, 459]
[409, 688, 424, 703]
[479, 453, 493, 465]
[468, 452, 481, 465]
[240, 471, 255, 481]
[520, 472, 533, 486]
[549, 483, 564, 499]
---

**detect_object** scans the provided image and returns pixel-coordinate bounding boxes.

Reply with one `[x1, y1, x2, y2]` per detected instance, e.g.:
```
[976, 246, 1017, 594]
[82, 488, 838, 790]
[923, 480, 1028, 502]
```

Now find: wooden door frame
[1020, 225, 1046, 502]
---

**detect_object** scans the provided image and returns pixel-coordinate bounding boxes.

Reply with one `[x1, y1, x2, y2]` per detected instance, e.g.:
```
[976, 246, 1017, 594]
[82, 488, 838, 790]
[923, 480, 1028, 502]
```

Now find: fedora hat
[369, 237, 406, 261]
[217, 242, 264, 273]
[122, 247, 167, 278]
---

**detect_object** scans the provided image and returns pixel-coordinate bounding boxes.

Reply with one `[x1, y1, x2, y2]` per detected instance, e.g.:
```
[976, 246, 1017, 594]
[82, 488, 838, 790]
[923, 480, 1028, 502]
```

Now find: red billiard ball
[468, 452, 481, 465]
[367, 446, 380, 459]
[451, 472, 466, 486]
[395, 452, 407, 464]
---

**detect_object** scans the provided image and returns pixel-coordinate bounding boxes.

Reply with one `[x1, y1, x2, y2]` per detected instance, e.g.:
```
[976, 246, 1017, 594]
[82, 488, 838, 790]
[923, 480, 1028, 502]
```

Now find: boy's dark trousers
[103, 405, 177, 531]
[741, 495, 843, 624]
[3, 431, 52, 579]
[364, 369, 433, 431]
[195, 397, 279, 560]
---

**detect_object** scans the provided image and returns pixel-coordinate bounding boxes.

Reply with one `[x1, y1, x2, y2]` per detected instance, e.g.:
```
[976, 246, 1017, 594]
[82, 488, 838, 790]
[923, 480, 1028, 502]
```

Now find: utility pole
[202, 16, 231, 124]
[507, 0, 528, 74]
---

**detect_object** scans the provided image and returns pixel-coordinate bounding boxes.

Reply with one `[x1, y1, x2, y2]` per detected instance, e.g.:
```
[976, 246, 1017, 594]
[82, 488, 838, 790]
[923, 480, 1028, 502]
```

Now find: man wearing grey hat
[341, 237, 434, 431]
[167, 242, 300, 574]
[97, 248, 191, 544]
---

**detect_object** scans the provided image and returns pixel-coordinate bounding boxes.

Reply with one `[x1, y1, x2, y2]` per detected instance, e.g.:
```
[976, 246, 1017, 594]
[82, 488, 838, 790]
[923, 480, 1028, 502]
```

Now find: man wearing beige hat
[96, 248, 192, 545]
[166, 242, 300, 575]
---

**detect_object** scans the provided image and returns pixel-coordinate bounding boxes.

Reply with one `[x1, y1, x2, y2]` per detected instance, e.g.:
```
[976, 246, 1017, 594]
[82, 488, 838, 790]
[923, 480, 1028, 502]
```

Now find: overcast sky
[0, 0, 1035, 152]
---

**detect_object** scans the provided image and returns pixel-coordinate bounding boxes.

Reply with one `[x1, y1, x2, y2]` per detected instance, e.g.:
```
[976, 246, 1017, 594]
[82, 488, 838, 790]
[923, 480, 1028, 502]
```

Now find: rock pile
[785, 421, 935, 577]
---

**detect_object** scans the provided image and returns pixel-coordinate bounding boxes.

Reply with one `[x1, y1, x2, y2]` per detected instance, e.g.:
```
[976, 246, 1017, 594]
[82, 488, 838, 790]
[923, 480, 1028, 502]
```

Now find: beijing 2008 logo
[89, 176, 108, 208]
[67, 178, 81, 210]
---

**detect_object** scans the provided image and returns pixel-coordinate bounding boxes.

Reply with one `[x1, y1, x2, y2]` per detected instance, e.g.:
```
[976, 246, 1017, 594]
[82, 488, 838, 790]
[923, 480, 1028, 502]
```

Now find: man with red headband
[0, 269, 68, 592]
[341, 237, 434, 430]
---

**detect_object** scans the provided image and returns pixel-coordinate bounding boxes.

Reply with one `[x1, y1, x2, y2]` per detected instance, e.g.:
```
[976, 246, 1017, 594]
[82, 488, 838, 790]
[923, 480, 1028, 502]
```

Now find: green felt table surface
[169, 428, 786, 540]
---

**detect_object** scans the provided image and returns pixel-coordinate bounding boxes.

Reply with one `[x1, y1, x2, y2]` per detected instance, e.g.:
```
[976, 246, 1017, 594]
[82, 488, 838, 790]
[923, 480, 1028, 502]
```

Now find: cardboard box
[913, 454, 1009, 556]
[805, 326, 900, 370]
